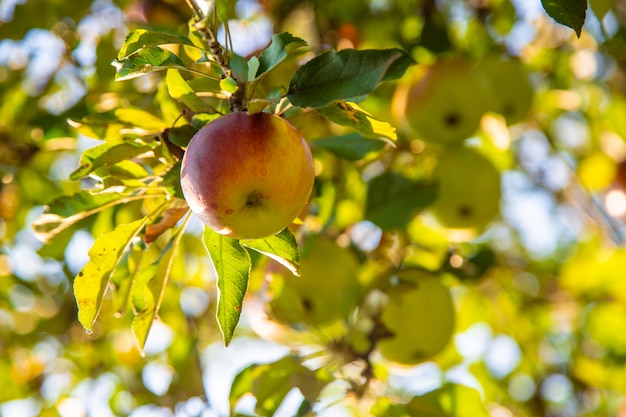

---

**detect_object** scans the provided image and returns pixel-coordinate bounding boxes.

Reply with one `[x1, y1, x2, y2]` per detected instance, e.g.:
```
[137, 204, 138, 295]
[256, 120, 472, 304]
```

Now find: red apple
[180, 111, 315, 239]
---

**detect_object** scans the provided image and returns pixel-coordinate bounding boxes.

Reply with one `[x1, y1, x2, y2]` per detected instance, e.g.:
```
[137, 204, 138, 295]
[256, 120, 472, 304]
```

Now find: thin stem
[186, 1, 245, 112]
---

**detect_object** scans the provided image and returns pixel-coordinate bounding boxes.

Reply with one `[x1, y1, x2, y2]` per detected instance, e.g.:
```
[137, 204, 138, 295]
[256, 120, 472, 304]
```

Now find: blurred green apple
[431, 146, 501, 230]
[267, 237, 362, 327]
[478, 54, 534, 125]
[180, 111, 315, 240]
[377, 270, 455, 365]
[393, 57, 488, 144]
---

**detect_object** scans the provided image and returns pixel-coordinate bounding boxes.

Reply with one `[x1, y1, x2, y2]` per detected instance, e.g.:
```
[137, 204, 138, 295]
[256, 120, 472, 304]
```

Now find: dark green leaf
[315, 101, 396, 142]
[113, 47, 187, 81]
[74, 218, 148, 332]
[312, 133, 386, 161]
[254, 33, 307, 79]
[541, 0, 587, 37]
[70, 142, 152, 180]
[240, 228, 301, 276]
[366, 172, 437, 230]
[202, 227, 251, 346]
[117, 29, 198, 59]
[287, 48, 413, 108]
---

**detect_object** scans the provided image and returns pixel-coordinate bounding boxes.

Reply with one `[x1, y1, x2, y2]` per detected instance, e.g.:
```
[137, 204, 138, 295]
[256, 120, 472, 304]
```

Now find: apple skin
[180, 112, 315, 240]
[267, 237, 362, 327]
[478, 55, 534, 125]
[431, 147, 501, 230]
[393, 58, 488, 144]
[377, 270, 455, 365]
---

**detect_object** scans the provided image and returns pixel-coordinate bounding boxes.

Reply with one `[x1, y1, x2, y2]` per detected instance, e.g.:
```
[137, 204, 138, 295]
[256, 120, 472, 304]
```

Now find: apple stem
[186, 0, 245, 113]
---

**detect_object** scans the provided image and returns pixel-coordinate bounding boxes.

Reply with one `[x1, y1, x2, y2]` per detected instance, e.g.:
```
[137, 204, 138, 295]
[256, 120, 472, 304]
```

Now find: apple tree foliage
[2, 0, 626, 416]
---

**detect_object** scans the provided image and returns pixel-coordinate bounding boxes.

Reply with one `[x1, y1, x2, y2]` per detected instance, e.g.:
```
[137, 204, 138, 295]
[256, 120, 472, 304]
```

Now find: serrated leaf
[117, 29, 198, 59]
[240, 228, 301, 276]
[114, 108, 169, 131]
[202, 227, 251, 346]
[315, 101, 397, 142]
[254, 33, 307, 79]
[113, 46, 187, 81]
[312, 133, 386, 161]
[70, 142, 152, 180]
[74, 218, 148, 332]
[405, 384, 489, 417]
[541, 0, 587, 37]
[287, 48, 413, 108]
[32, 192, 155, 243]
[366, 172, 437, 230]
[166, 69, 213, 113]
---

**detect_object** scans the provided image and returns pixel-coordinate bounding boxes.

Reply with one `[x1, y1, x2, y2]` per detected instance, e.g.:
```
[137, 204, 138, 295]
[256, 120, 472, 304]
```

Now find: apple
[393, 57, 488, 144]
[266, 237, 362, 327]
[377, 270, 455, 365]
[430, 146, 501, 230]
[478, 54, 534, 125]
[180, 111, 315, 240]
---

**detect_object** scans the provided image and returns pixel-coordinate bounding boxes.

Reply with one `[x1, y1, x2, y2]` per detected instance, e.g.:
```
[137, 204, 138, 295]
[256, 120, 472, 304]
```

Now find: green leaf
[117, 29, 197, 59]
[254, 33, 307, 79]
[229, 356, 329, 417]
[405, 384, 490, 417]
[114, 108, 169, 131]
[216, 0, 236, 23]
[240, 228, 301, 276]
[166, 69, 214, 113]
[541, 0, 587, 37]
[202, 227, 251, 346]
[32, 192, 156, 243]
[130, 256, 159, 349]
[315, 101, 397, 142]
[366, 172, 437, 230]
[68, 113, 124, 140]
[70, 142, 153, 180]
[74, 218, 148, 332]
[113, 46, 188, 81]
[130, 228, 183, 350]
[287, 48, 413, 108]
[312, 133, 386, 161]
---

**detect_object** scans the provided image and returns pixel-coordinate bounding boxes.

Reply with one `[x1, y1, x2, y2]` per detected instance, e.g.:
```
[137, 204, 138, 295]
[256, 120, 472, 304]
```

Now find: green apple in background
[180, 111, 315, 240]
[478, 54, 534, 125]
[377, 270, 455, 365]
[267, 237, 362, 327]
[393, 57, 488, 144]
[430, 146, 501, 230]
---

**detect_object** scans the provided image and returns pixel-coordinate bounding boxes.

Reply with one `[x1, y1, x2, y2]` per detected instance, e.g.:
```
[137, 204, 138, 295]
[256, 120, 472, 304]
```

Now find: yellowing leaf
[74, 218, 148, 332]
[316, 101, 397, 143]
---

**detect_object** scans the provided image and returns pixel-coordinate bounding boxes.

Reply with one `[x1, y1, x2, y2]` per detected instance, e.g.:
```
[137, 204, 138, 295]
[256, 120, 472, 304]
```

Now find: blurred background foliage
[3, 0, 626, 416]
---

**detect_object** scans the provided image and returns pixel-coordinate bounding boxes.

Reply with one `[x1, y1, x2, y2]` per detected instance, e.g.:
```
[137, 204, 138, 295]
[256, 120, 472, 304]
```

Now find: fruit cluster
[395, 54, 534, 230]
